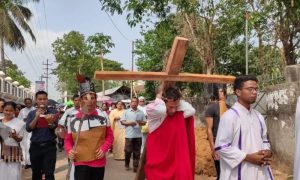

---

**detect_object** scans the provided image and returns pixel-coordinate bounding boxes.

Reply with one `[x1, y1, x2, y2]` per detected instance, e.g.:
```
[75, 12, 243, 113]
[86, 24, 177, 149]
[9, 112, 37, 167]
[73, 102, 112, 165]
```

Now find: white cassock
[294, 97, 300, 179]
[18, 106, 35, 166]
[215, 102, 274, 180]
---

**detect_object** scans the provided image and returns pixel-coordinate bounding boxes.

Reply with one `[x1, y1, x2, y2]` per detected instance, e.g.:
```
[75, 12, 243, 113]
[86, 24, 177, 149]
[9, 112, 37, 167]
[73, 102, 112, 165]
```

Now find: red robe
[145, 111, 195, 180]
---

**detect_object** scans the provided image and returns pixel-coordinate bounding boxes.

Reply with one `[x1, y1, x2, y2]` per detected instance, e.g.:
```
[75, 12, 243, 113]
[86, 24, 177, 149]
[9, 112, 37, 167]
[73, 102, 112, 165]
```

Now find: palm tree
[0, 0, 37, 73]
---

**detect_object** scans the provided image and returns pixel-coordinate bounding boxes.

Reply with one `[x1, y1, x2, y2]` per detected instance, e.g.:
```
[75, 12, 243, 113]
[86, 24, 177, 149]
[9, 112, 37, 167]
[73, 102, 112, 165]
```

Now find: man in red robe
[144, 86, 196, 180]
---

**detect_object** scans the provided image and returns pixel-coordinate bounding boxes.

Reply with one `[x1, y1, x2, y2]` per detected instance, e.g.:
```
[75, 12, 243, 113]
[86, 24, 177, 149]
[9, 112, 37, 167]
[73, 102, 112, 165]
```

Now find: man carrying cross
[144, 86, 196, 179]
[64, 75, 113, 180]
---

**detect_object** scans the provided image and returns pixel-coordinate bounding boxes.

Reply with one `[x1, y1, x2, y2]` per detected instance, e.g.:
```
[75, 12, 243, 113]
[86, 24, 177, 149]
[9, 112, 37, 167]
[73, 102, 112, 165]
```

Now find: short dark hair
[233, 75, 258, 91]
[131, 97, 139, 102]
[212, 87, 227, 101]
[3, 101, 16, 110]
[116, 101, 125, 107]
[163, 87, 182, 101]
[0, 98, 5, 103]
[35, 91, 48, 98]
[72, 94, 80, 100]
[24, 98, 32, 103]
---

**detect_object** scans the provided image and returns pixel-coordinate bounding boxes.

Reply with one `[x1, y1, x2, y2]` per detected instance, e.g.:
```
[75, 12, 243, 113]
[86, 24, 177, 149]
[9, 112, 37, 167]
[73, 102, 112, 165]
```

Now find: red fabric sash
[145, 111, 195, 180]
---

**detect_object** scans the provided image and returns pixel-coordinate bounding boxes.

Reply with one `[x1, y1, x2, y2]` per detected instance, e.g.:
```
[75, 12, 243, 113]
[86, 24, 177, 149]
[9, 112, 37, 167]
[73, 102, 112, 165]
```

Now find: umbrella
[48, 99, 58, 107]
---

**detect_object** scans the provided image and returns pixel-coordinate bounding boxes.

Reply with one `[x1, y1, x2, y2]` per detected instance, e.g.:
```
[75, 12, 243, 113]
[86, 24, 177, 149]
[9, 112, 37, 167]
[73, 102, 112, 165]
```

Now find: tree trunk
[0, 37, 5, 74]
[280, 30, 295, 65]
[282, 41, 295, 65]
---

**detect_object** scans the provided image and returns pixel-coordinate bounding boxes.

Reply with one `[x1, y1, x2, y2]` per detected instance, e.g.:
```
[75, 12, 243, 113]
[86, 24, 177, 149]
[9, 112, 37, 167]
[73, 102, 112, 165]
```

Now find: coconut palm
[0, 0, 37, 73]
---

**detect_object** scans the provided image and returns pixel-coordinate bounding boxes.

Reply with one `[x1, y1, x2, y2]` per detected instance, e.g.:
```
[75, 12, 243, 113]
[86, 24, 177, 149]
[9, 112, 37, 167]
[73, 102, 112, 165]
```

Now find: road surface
[22, 151, 215, 180]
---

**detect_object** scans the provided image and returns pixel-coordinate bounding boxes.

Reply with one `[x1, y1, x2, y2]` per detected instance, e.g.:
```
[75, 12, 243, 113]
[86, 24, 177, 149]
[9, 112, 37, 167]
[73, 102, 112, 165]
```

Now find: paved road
[22, 151, 215, 180]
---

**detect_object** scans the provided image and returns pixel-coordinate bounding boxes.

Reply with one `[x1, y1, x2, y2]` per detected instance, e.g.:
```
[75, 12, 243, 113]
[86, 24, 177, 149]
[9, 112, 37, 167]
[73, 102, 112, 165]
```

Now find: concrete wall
[265, 82, 299, 174]
[265, 64, 300, 174]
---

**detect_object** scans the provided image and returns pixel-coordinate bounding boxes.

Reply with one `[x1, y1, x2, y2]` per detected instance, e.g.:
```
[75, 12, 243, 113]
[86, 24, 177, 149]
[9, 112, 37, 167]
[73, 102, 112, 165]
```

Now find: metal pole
[46, 59, 49, 92]
[100, 52, 105, 96]
[130, 41, 134, 99]
[245, 11, 249, 75]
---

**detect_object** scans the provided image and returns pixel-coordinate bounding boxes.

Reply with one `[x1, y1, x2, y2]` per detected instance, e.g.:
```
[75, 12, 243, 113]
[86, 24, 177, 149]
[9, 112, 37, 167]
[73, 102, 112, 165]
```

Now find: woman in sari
[109, 101, 126, 160]
[0, 101, 25, 180]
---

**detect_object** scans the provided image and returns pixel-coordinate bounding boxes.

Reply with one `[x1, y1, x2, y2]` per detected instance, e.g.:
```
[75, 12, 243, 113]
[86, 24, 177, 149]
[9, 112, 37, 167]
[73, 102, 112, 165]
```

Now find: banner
[35, 81, 46, 92]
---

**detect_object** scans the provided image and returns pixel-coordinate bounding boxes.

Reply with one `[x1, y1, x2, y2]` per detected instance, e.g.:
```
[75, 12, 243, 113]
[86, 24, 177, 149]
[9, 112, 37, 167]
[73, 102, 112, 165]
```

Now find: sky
[5, 0, 144, 100]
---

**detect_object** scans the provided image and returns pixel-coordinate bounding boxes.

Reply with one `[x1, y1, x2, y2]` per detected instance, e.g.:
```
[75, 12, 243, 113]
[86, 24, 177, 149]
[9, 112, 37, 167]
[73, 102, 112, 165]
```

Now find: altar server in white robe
[215, 75, 274, 180]
[18, 98, 35, 168]
[294, 97, 300, 180]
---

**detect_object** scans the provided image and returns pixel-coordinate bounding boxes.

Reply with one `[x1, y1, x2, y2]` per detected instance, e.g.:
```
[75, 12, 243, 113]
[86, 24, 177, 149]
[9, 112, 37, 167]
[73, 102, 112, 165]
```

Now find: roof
[96, 86, 130, 97]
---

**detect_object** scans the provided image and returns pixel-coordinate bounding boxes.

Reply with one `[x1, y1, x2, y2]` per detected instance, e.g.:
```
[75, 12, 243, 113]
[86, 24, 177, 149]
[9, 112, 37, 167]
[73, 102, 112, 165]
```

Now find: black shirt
[205, 102, 230, 138]
[26, 108, 58, 143]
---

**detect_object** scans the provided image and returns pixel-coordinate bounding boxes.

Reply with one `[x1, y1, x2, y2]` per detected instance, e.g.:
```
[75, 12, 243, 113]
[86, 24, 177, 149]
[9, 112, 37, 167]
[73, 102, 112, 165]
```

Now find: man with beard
[215, 75, 273, 180]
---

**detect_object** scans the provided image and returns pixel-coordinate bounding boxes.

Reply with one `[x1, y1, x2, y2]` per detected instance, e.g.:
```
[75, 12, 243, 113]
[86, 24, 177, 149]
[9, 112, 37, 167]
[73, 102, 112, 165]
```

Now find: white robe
[18, 106, 35, 166]
[0, 118, 25, 180]
[294, 97, 300, 180]
[215, 102, 273, 180]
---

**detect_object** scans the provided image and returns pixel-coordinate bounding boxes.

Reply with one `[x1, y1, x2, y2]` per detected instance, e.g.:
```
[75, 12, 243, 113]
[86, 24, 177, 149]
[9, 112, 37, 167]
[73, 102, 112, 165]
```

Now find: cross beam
[94, 36, 236, 84]
[94, 71, 235, 84]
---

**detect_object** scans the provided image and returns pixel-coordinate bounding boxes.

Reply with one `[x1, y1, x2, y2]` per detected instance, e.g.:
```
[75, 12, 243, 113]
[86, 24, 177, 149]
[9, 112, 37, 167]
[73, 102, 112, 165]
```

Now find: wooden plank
[163, 37, 189, 88]
[165, 37, 189, 75]
[94, 71, 235, 84]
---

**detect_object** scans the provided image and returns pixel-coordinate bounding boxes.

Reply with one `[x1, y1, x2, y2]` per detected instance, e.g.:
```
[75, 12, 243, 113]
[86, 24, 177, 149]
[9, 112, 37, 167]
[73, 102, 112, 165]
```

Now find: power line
[41, 0, 51, 47]
[0, 46, 40, 79]
[104, 11, 132, 42]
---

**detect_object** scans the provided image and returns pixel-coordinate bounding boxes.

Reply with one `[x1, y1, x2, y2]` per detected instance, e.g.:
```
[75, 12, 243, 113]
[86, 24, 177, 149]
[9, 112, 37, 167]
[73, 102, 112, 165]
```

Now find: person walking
[109, 101, 126, 160]
[120, 97, 146, 172]
[215, 75, 273, 180]
[205, 87, 230, 180]
[18, 98, 35, 169]
[26, 91, 58, 180]
[0, 102, 25, 180]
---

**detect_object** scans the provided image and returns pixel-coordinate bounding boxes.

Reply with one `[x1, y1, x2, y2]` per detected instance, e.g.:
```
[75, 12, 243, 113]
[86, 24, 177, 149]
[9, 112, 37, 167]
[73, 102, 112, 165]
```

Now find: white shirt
[294, 97, 300, 180]
[146, 98, 195, 133]
[138, 105, 147, 116]
[18, 106, 35, 121]
[58, 107, 78, 126]
[1, 118, 25, 147]
[215, 102, 273, 180]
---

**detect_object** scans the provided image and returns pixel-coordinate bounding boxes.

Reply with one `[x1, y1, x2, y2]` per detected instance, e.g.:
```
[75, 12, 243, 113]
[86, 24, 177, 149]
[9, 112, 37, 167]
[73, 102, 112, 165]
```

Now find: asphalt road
[22, 151, 215, 180]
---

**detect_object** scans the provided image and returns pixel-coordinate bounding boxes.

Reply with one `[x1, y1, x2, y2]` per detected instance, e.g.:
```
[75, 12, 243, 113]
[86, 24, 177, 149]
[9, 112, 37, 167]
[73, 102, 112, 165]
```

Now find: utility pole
[130, 41, 134, 99]
[100, 51, 105, 96]
[43, 59, 52, 92]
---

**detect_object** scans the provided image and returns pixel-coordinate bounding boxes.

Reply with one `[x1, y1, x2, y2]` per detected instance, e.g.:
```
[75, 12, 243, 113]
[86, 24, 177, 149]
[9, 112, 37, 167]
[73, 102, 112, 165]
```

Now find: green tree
[135, 16, 202, 99]
[0, 0, 38, 73]
[5, 59, 31, 87]
[52, 31, 124, 94]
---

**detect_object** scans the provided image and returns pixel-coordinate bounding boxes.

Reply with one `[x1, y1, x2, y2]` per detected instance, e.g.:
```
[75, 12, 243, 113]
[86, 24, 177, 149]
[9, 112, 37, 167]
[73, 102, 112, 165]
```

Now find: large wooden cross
[94, 37, 235, 86]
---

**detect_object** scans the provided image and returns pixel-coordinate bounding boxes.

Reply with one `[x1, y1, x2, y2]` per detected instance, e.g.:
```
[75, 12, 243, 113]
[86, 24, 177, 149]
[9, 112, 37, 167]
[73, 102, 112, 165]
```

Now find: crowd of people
[0, 75, 279, 180]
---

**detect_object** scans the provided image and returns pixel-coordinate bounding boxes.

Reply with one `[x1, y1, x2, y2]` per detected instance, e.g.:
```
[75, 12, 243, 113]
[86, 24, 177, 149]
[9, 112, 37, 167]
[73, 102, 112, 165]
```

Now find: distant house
[97, 86, 131, 102]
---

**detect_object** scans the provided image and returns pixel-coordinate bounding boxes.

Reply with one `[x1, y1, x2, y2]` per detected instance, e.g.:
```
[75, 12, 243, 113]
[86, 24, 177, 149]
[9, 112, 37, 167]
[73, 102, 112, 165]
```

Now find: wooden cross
[94, 37, 235, 85]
